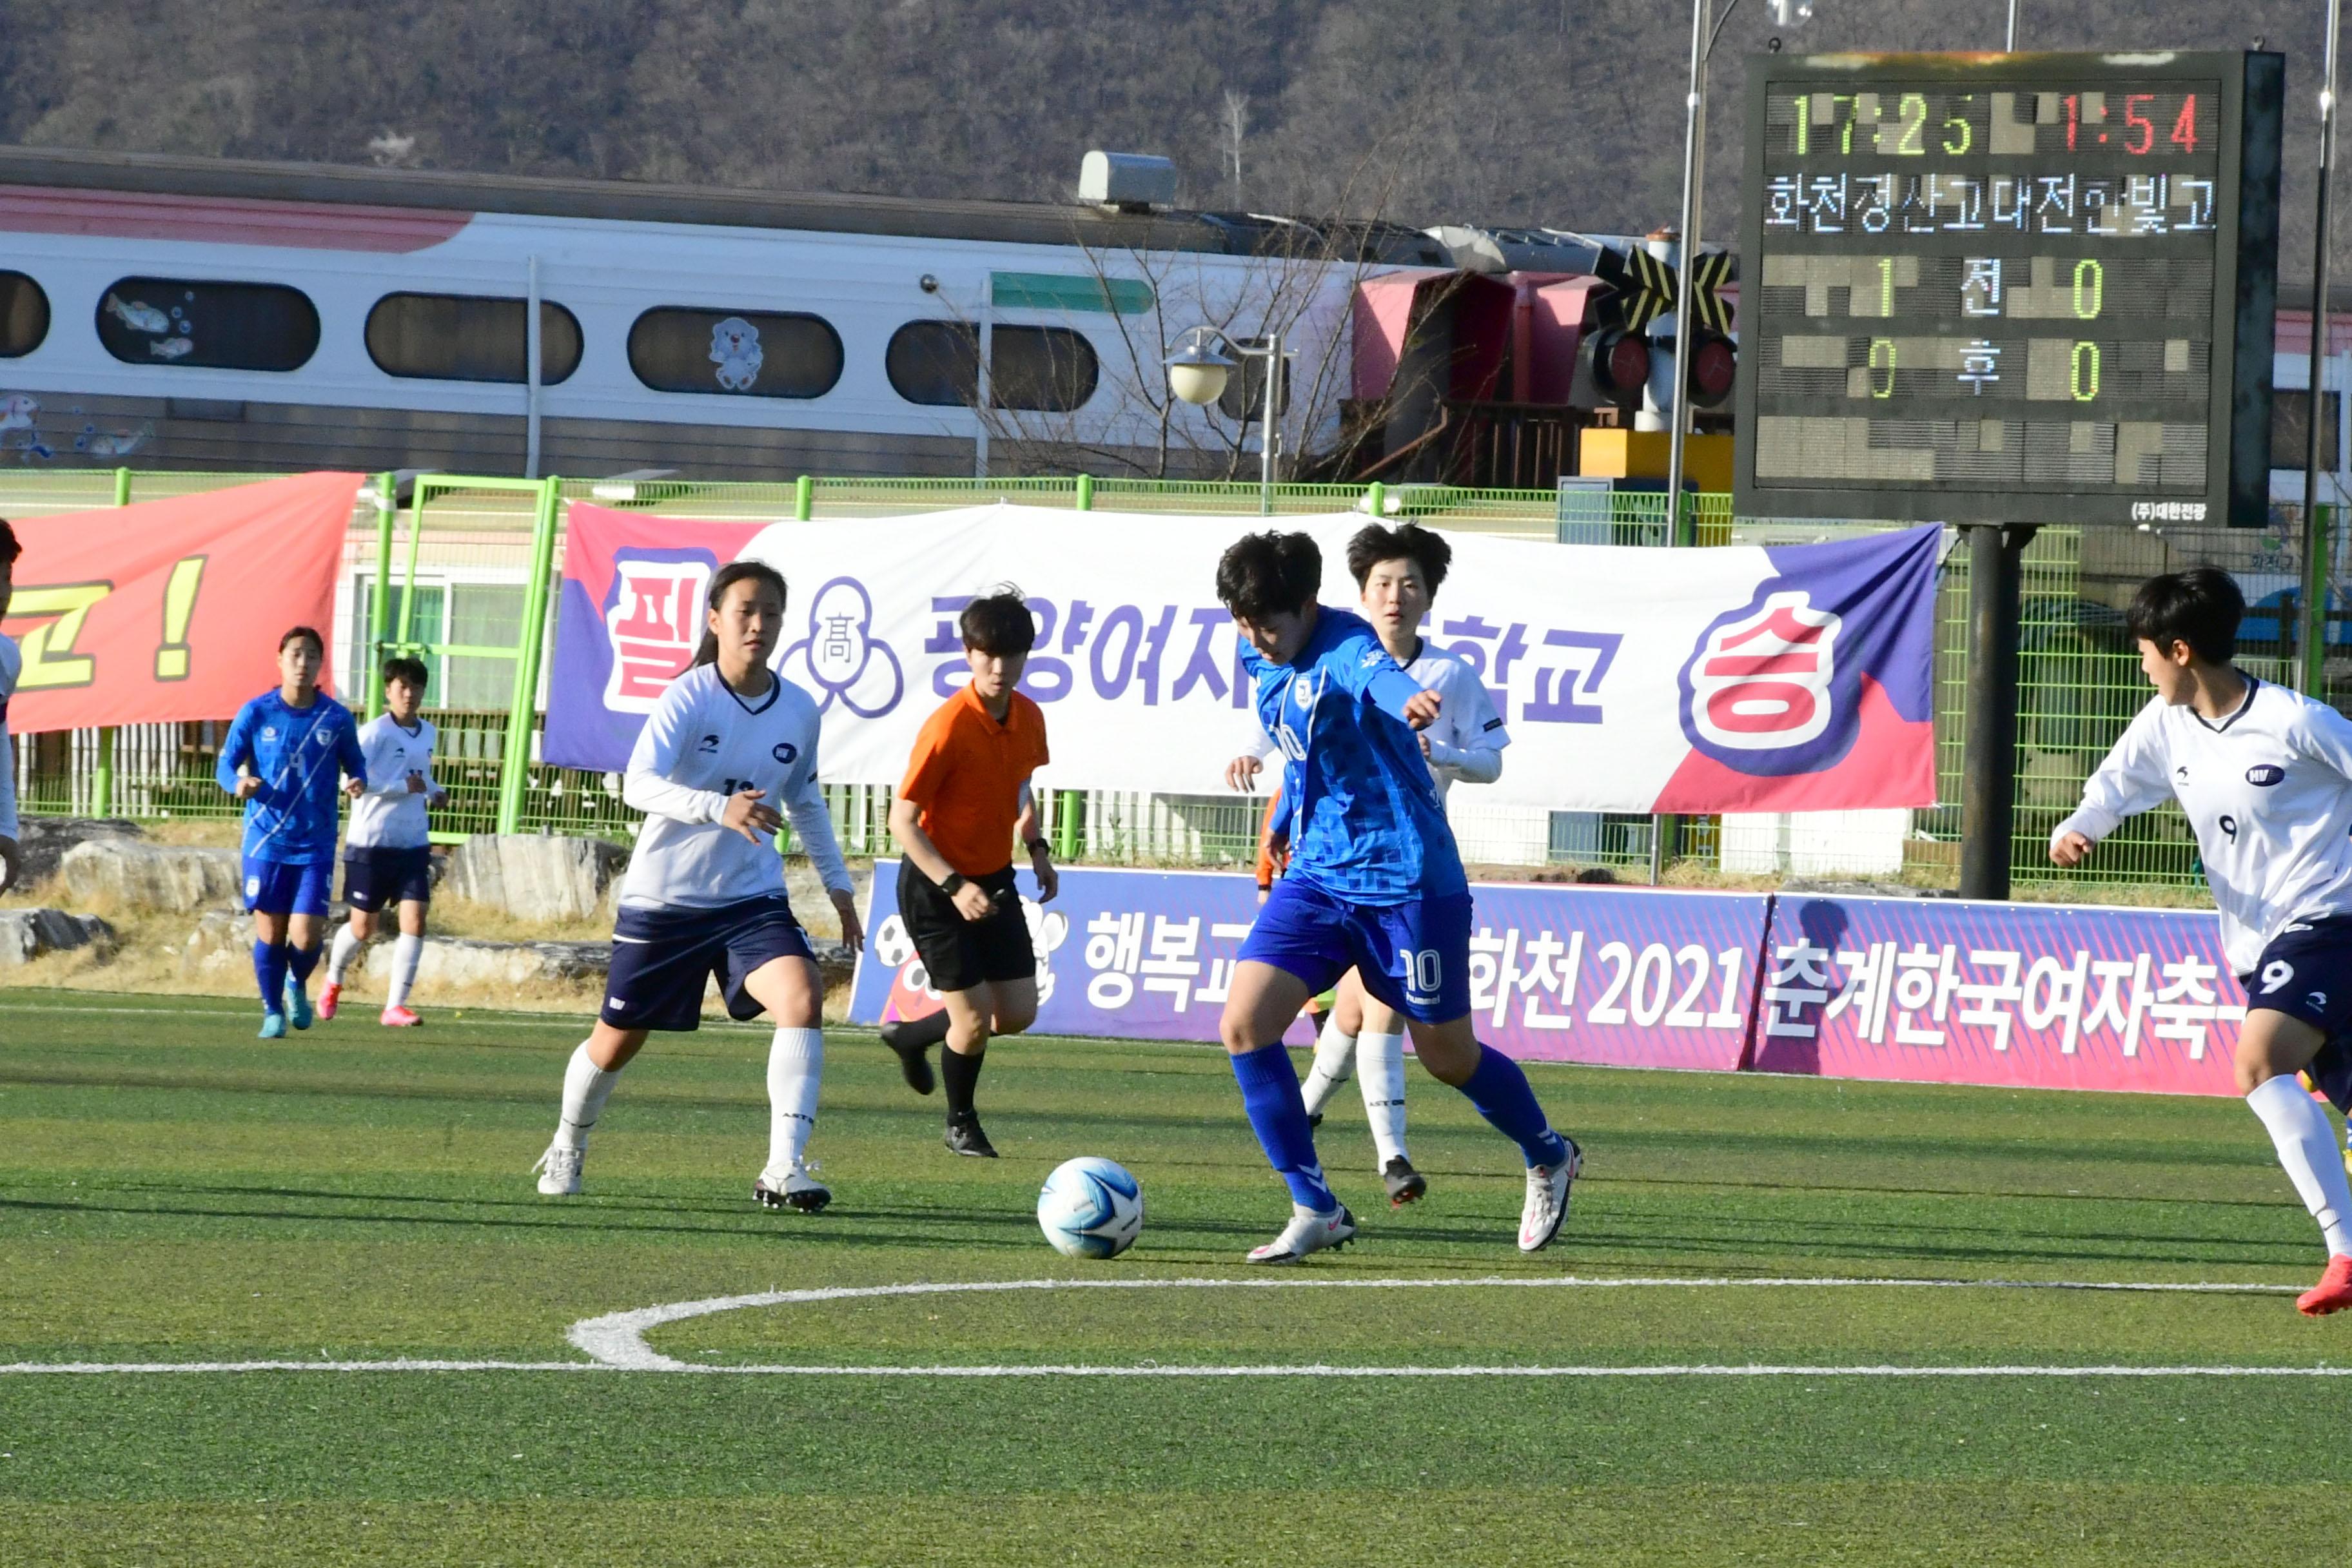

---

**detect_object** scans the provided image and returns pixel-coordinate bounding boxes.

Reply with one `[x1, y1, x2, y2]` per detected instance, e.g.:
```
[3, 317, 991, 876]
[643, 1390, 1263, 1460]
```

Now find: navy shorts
[2243, 914, 2352, 1114]
[1240, 877, 1473, 1024]
[243, 856, 333, 918]
[600, 894, 815, 1034]
[344, 846, 434, 912]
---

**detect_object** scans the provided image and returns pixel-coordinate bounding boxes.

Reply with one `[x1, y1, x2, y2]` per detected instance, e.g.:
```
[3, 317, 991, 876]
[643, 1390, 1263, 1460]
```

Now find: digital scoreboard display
[1734, 52, 2282, 526]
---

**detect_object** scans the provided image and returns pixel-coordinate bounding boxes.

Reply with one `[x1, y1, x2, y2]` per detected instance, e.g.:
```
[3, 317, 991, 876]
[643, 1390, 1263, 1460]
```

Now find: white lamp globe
[1166, 342, 1236, 406]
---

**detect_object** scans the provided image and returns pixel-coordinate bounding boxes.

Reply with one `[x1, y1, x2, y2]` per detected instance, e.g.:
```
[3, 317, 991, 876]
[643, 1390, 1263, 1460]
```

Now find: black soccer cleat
[753, 1165, 831, 1213]
[943, 1114, 999, 1159]
[1381, 1156, 1427, 1208]
[1306, 1110, 1324, 1130]
[879, 1021, 937, 1096]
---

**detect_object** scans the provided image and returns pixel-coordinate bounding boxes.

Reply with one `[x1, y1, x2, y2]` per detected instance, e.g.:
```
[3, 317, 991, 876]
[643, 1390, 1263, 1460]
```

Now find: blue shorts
[243, 856, 333, 918]
[600, 894, 815, 1034]
[2244, 914, 2352, 1114]
[344, 846, 434, 912]
[1241, 877, 1473, 1024]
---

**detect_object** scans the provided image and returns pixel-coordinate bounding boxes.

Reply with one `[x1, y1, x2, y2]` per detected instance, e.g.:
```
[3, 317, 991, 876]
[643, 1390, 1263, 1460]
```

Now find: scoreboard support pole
[1959, 522, 2035, 900]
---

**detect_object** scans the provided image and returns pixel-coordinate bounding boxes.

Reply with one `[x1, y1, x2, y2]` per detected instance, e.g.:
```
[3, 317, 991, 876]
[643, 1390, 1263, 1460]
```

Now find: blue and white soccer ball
[1036, 1157, 1144, 1260]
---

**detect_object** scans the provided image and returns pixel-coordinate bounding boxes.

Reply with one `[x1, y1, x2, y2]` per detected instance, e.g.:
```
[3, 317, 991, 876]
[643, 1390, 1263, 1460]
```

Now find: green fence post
[366, 471, 395, 721]
[1366, 480, 1386, 519]
[794, 475, 814, 522]
[1075, 474, 1093, 511]
[92, 469, 132, 815]
[495, 477, 563, 835]
[1055, 790, 1083, 859]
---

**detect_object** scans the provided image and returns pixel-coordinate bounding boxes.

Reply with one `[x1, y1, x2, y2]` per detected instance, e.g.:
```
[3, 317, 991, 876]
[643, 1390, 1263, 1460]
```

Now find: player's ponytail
[691, 560, 791, 667]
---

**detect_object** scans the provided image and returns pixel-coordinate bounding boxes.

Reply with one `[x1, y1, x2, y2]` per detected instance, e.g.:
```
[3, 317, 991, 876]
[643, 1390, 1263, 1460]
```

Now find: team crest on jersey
[772, 741, 799, 765]
[261, 726, 277, 741]
[2246, 764, 2286, 786]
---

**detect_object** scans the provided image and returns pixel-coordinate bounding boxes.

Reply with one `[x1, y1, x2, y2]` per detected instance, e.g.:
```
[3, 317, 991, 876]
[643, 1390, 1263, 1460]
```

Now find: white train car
[0, 146, 1447, 480]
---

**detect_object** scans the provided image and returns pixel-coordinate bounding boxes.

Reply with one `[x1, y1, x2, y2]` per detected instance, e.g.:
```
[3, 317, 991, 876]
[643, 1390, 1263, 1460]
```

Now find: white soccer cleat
[753, 1161, 831, 1214]
[533, 1143, 583, 1197]
[1518, 1137, 1582, 1253]
[1246, 1203, 1356, 1264]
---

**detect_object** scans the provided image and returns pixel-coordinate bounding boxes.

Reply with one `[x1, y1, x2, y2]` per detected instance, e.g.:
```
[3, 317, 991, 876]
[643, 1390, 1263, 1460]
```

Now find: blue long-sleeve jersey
[1243, 605, 1465, 905]
[215, 689, 366, 865]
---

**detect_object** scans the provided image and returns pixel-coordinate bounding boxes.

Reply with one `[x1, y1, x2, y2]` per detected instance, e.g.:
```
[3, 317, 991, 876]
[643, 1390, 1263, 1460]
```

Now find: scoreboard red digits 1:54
[1734, 52, 2284, 527]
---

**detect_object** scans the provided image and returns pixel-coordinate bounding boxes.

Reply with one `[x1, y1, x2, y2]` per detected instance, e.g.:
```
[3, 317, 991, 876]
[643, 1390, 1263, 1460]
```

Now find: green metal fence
[8, 466, 2307, 890]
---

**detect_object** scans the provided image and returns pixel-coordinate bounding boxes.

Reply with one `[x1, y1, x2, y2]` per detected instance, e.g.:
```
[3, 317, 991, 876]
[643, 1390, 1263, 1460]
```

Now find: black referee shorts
[897, 861, 1035, 995]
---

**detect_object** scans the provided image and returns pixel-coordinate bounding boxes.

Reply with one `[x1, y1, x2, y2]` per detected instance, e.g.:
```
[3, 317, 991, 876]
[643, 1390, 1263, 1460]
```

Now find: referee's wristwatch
[1024, 837, 1050, 854]
[939, 872, 968, 897]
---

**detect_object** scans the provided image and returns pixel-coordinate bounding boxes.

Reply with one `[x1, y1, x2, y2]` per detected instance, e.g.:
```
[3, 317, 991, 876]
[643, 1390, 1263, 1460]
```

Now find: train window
[95, 279, 318, 371]
[627, 308, 843, 398]
[886, 322, 1099, 411]
[365, 294, 582, 385]
[0, 273, 49, 357]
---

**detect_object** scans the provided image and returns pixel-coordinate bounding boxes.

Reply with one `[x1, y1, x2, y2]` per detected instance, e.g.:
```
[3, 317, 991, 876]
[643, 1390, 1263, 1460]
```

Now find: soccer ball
[1036, 1157, 1144, 1260]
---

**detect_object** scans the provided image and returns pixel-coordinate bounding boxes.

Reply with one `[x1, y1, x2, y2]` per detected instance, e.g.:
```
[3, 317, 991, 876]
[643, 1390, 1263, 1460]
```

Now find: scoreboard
[1733, 52, 2283, 526]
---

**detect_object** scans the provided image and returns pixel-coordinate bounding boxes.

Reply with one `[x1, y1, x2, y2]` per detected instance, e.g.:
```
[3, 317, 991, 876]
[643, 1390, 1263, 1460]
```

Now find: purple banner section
[1754, 894, 2246, 1097]
[850, 862, 1767, 1068]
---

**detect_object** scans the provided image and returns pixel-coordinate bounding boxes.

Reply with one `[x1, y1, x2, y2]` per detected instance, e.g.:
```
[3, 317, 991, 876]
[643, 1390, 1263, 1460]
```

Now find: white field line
[564, 1274, 2308, 1370]
[0, 1275, 2324, 1377]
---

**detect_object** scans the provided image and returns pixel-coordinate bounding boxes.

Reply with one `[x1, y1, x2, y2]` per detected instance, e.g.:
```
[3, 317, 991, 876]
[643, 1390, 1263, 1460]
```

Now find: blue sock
[253, 941, 289, 1014]
[1458, 1044, 1569, 1168]
[1230, 1044, 1338, 1211]
[286, 943, 320, 990]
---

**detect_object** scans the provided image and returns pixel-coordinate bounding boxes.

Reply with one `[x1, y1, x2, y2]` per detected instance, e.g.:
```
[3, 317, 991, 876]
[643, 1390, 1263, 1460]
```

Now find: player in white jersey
[2052, 567, 2352, 1315]
[0, 519, 20, 896]
[1291, 523, 1510, 1206]
[322, 656, 446, 1027]
[531, 561, 863, 1213]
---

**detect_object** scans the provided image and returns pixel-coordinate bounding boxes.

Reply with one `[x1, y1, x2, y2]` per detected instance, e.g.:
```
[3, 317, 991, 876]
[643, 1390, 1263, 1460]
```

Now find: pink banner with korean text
[1753, 893, 2246, 1097]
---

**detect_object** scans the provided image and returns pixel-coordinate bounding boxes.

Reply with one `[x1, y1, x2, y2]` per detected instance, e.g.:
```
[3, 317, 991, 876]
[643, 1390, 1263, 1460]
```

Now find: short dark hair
[1216, 531, 1322, 620]
[279, 625, 324, 656]
[2127, 567, 2242, 666]
[1345, 522, 1452, 594]
[961, 585, 1037, 656]
[691, 560, 790, 667]
[382, 656, 429, 690]
[0, 517, 17, 569]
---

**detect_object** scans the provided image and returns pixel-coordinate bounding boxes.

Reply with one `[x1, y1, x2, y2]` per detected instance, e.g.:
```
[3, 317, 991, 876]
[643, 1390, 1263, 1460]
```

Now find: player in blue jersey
[1216, 530, 1582, 1262]
[215, 627, 368, 1039]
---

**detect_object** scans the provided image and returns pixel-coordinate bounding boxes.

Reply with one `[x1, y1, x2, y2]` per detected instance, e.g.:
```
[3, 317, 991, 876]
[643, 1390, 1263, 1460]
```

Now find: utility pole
[2302, 0, 2344, 694]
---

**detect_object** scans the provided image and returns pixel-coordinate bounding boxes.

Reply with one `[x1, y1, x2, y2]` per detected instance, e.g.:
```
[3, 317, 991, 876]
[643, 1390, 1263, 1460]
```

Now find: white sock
[1299, 1015, 1358, 1117]
[1358, 1031, 1409, 1168]
[556, 1041, 621, 1152]
[2247, 1074, 2352, 1257]
[387, 933, 423, 1009]
[326, 925, 361, 986]
[766, 1027, 824, 1173]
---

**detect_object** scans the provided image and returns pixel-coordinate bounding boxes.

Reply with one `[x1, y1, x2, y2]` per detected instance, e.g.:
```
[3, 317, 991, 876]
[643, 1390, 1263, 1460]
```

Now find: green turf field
[3, 988, 2348, 1565]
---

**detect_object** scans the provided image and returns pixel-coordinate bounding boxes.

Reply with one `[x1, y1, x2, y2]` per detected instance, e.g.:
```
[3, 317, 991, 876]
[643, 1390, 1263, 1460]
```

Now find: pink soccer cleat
[379, 1004, 422, 1028]
[317, 983, 342, 1022]
[2298, 1255, 2352, 1317]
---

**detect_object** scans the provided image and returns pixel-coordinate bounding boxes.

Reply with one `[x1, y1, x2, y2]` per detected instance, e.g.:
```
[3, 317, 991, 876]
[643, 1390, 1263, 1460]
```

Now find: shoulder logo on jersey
[2246, 764, 2286, 787]
[2175, 764, 2190, 783]
[779, 575, 905, 719]
[1358, 647, 1384, 671]
[772, 741, 799, 765]
[1482, 717, 1504, 732]
[697, 734, 720, 753]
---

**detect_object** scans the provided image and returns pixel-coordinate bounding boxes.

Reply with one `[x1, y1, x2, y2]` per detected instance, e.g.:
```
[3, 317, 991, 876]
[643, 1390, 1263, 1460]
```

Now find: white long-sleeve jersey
[618, 663, 851, 910]
[1241, 638, 1508, 807]
[2053, 676, 2352, 975]
[346, 714, 440, 850]
[1408, 643, 1509, 801]
[0, 632, 18, 841]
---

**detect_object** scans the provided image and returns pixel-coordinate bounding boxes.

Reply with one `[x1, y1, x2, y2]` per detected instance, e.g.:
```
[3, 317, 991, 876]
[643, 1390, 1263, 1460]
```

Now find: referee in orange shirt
[880, 586, 1057, 1157]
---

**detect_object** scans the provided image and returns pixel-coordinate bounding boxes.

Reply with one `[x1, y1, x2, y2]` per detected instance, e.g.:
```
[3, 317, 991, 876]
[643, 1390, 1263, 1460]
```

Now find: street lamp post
[1167, 325, 1293, 514]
